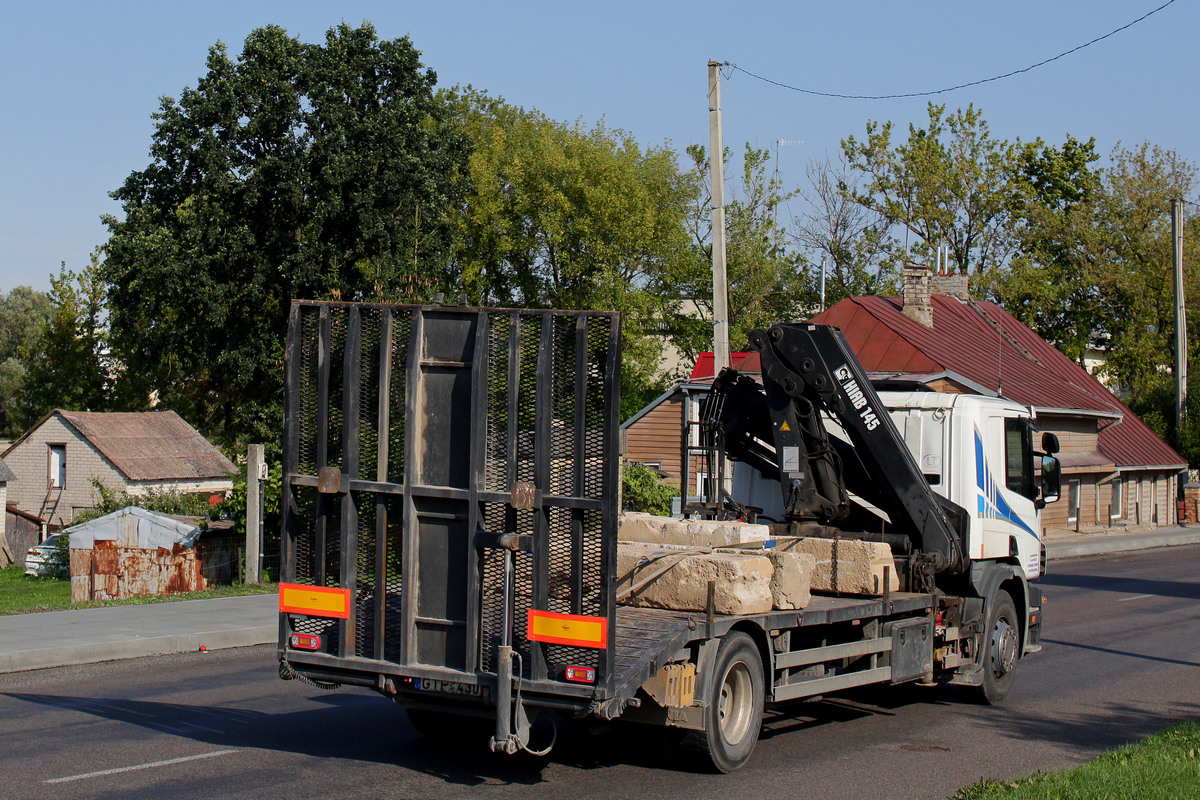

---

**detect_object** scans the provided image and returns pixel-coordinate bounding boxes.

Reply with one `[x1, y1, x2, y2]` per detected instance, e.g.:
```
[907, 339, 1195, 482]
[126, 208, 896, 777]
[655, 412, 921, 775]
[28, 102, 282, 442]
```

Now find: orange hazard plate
[279, 583, 351, 619]
[526, 609, 608, 649]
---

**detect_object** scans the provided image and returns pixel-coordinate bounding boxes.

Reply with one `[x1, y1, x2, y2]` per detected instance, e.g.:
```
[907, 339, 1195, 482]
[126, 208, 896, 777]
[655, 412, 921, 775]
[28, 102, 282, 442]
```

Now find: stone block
[765, 549, 815, 609]
[617, 541, 773, 615]
[777, 536, 898, 596]
[618, 512, 771, 548]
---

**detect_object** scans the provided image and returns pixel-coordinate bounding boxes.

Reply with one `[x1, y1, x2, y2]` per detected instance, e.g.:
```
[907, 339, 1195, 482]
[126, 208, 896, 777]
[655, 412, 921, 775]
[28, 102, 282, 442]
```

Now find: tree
[0, 285, 51, 435]
[791, 153, 893, 307]
[101, 23, 470, 446]
[986, 139, 1200, 459]
[445, 89, 700, 417]
[842, 103, 1018, 274]
[984, 136, 1106, 363]
[1095, 144, 1197, 428]
[682, 144, 809, 360]
[12, 254, 123, 432]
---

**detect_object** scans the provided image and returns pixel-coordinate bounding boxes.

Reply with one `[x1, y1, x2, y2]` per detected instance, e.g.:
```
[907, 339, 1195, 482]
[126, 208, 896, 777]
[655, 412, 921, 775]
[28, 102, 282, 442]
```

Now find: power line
[723, 1, 1177, 101]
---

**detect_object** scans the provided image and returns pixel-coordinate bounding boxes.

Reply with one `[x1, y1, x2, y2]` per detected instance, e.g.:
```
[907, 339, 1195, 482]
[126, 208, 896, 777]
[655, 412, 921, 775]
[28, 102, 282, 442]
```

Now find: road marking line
[44, 750, 237, 784]
[1116, 594, 1154, 602]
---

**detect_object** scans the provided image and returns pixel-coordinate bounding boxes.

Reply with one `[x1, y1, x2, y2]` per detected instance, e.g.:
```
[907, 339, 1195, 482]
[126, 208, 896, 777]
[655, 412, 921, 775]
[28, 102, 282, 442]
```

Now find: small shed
[67, 507, 237, 602]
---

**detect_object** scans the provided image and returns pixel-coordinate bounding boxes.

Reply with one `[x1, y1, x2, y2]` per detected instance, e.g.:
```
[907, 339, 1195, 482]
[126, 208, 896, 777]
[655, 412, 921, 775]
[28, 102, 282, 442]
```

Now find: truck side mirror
[1040, 455, 1061, 504]
[1041, 432, 1060, 455]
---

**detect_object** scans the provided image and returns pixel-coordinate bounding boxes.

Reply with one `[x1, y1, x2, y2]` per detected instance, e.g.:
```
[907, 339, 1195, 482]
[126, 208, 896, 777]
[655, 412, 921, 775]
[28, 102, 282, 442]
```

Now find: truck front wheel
[682, 631, 765, 773]
[976, 591, 1020, 704]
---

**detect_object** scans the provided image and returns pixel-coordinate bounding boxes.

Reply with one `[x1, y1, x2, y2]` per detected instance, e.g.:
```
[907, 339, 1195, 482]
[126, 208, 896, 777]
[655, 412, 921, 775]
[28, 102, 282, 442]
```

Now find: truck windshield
[1004, 418, 1036, 500]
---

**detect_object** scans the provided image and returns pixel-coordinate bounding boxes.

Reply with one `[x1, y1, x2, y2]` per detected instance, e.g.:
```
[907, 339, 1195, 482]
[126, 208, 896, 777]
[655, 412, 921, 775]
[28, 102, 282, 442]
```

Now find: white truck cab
[880, 391, 1057, 581]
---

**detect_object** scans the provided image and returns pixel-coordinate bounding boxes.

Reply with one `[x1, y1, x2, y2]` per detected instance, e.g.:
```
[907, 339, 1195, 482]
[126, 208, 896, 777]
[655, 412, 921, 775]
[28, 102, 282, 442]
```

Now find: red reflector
[564, 666, 596, 683]
[290, 634, 320, 650]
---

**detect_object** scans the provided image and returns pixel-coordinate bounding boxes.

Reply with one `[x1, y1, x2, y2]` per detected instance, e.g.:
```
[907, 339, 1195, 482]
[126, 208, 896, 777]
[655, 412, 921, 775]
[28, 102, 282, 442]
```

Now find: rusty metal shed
[67, 507, 237, 602]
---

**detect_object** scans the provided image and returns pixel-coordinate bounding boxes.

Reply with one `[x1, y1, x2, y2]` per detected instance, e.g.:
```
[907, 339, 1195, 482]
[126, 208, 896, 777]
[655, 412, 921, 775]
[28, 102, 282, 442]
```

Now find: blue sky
[1, 0, 1194, 292]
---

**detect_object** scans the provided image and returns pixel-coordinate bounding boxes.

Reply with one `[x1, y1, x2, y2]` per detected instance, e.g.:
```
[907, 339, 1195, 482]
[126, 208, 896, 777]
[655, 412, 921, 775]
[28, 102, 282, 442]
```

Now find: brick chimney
[902, 266, 933, 326]
[903, 265, 970, 327]
[932, 271, 970, 301]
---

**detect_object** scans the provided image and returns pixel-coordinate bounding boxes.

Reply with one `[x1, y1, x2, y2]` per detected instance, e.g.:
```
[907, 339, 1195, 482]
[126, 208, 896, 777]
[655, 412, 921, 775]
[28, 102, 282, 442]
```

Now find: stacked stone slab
[618, 514, 816, 611]
[618, 511, 772, 547]
[616, 513, 897, 611]
[617, 541, 774, 615]
[776, 536, 898, 596]
[764, 549, 816, 609]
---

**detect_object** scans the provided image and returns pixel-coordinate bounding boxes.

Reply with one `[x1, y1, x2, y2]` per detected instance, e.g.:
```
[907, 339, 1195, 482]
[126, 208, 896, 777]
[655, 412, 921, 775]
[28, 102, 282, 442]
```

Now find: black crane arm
[704, 322, 968, 575]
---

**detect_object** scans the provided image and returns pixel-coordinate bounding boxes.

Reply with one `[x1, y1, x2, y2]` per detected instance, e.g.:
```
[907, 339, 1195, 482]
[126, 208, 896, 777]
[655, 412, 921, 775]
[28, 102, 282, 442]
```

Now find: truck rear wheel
[976, 591, 1019, 704]
[682, 631, 764, 773]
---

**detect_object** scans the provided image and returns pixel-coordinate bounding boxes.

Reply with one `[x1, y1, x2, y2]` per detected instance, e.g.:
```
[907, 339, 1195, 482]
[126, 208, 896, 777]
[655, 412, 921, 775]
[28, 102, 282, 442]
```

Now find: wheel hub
[992, 618, 1018, 677]
[718, 662, 753, 746]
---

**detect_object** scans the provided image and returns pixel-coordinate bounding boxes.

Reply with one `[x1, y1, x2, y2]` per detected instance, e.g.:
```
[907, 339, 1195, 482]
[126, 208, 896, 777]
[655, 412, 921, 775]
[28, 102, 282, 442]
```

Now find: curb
[0, 594, 279, 675]
[0, 625, 276, 674]
[1045, 530, 1200, 560]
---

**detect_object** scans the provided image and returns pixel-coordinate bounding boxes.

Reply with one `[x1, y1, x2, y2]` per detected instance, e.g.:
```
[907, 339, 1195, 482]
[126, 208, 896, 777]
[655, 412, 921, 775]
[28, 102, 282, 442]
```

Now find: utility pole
[708, 61, 730, 372]
[1173, 198, 1188, 430]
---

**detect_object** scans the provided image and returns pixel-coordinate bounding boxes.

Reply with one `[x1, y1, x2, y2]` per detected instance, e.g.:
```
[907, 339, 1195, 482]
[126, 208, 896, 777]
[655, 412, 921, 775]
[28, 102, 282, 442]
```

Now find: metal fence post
[246, 444, 265, 584]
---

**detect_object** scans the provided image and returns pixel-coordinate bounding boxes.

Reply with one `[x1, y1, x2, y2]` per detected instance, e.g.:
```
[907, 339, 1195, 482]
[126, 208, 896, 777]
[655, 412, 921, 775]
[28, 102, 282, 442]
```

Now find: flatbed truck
[276, 301, 1061, 772]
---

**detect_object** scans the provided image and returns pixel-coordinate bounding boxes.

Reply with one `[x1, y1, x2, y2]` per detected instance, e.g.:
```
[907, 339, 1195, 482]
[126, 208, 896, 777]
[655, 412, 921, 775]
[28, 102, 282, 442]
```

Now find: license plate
[412, 677, 489, 700]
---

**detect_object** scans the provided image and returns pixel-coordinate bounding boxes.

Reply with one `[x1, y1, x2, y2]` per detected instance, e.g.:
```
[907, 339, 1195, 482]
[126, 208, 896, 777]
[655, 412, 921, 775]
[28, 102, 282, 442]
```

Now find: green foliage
[621, 461, 678, 516]
[951, 720, 1200, 799]
[842, 103, 1018, 274]
[987, 140, 1199, 462]
[10, 252, 134, 433]
[72, 478, 217, 525]
[983, 136, 1105, 364]
[444, 88, 697, 418]
[210, 461, 282, 539]
[0, 285, 51, 436]
[101, 23, 470, 447]
[51, 532, 70, 577]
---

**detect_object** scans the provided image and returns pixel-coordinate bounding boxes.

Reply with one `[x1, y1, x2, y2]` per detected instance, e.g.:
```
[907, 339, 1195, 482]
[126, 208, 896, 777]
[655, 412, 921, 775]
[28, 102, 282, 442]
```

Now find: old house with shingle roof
[1, 410, 235, 529]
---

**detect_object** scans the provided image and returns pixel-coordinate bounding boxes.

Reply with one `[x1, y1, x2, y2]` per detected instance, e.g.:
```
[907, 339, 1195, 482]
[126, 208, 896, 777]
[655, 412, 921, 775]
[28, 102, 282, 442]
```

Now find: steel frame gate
[280, 301, 621, 696]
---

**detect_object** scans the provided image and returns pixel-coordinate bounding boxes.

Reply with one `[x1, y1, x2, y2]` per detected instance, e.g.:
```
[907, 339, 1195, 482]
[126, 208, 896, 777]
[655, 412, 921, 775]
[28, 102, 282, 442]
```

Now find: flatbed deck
[610, 592, 935, 699]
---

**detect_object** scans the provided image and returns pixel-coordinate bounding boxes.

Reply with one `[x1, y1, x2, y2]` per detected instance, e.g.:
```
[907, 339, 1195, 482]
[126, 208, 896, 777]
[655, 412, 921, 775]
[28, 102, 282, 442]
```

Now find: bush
[621, 462, 677, 516]
[72, 478, 216, 525]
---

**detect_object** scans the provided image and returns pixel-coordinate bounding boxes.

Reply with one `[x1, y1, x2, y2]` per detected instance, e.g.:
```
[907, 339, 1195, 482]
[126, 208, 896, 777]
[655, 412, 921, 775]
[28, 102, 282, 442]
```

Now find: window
[48, 444, 66, 489]
[1067, 479, 1080, 522]
[1110, 478, 1123, 519]
[1004, 418, 1035, 500]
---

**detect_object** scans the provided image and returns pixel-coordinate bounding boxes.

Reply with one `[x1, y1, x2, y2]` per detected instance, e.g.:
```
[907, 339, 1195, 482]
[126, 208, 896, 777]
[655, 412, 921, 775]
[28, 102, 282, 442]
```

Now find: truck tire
[682, 631, 765, 773]
[976, 591, 1020, 704]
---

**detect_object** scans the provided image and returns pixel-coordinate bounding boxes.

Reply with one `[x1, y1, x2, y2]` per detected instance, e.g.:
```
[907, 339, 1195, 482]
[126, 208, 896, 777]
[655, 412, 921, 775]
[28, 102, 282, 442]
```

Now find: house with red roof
[623, 266, 1186, 534]
[811, 267, 1186, 533]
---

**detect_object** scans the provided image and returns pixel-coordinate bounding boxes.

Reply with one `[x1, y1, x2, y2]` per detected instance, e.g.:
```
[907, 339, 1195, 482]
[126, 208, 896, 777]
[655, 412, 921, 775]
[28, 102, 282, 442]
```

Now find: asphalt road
[1, 545, 1196, 800]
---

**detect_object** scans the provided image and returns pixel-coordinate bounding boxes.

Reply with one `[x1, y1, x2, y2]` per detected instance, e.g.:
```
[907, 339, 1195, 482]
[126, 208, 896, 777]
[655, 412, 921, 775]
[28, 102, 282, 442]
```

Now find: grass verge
[0, 564, 277, 615]
[951, 721, 1200, 799]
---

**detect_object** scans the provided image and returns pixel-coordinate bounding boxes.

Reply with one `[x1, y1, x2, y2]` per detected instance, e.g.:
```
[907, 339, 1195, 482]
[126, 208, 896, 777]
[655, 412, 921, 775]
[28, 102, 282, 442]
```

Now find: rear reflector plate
[526, 609, 608, 649]
[279, 583, 351, 619]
